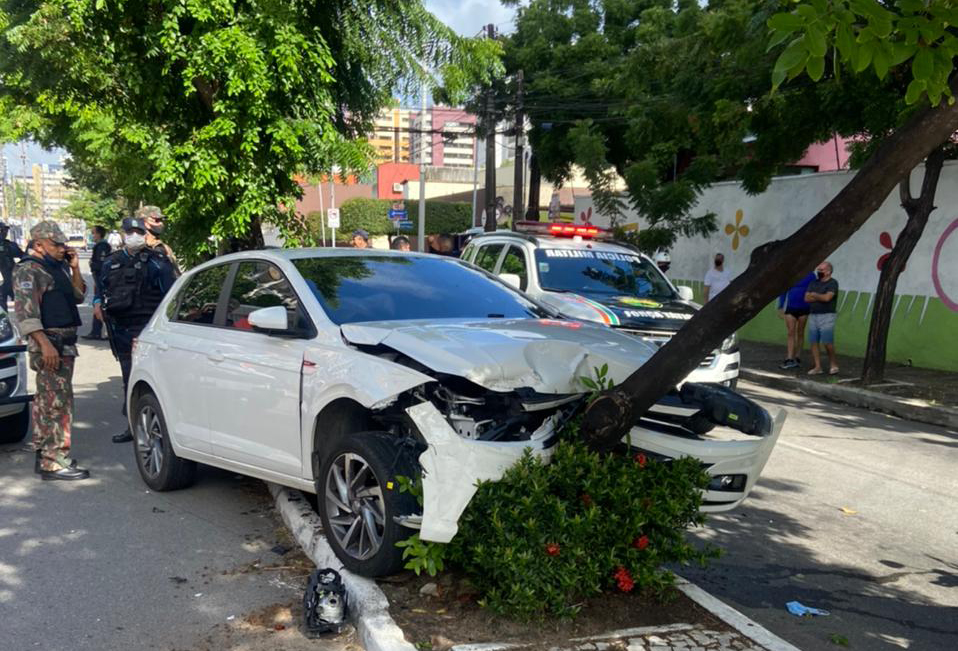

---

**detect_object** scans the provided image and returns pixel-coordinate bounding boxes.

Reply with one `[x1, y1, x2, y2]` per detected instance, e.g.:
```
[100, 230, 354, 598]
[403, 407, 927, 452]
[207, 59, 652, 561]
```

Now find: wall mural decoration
[724, 209, 749, 251]
[932, 216, 958, 312]
[877, 231, 894, 270]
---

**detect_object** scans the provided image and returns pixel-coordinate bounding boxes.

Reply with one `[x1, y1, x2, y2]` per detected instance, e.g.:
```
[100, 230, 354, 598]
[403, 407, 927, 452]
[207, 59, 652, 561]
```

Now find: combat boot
[40, 465, 90, 481]
[112, 427, 133, 443]
[34, 451, 77, 474]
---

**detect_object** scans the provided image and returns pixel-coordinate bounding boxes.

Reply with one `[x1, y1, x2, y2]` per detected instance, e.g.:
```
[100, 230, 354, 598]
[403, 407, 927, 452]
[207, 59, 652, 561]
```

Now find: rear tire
[132, 391, 197, 491]
[0, 406, 29, 444]
[316, 432, 421, 577]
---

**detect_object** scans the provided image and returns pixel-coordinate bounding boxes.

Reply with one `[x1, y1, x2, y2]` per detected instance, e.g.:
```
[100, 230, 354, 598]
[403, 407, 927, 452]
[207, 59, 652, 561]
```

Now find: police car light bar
[514, 221, 610, 239]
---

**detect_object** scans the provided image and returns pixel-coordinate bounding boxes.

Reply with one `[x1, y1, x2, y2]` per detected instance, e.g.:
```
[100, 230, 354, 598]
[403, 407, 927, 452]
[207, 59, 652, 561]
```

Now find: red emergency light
[514, 221, 609, 239]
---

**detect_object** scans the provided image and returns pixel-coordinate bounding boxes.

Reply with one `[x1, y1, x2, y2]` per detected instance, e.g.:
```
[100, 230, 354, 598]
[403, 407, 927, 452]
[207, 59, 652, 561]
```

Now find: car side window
[225, 261, 304, 331]
[473, 243, 504, 273]
[500, 245, 529, 291]
[174, 264, 230, 325]
[460, 242, 477, 262]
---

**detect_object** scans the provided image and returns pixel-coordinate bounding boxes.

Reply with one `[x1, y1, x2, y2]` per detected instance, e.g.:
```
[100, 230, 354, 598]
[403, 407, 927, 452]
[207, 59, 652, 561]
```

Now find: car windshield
[292, 255, 547, 325]
[534, 248, 676, 299]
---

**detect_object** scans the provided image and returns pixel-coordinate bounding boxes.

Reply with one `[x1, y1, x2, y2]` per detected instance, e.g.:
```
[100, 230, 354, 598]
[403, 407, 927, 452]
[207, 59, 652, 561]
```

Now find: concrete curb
[266, 482, 417, 651]
[675, 577, 802, 651]
[270, 482, 804, 651]
[740, 368, 958, 431]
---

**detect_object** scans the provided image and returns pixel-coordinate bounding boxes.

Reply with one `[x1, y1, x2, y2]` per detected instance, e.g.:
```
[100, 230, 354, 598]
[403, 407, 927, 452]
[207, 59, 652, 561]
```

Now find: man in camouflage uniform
[14, 221, 90, 480]
[137, 205, 180, 277]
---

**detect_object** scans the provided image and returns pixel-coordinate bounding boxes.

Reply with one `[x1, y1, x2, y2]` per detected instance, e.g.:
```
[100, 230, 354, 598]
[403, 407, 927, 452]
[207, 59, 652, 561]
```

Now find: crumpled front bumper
[405, 393, 785, 543]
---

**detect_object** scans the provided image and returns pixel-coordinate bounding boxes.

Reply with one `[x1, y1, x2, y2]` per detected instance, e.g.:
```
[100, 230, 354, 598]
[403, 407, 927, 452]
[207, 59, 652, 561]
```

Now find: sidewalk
[738, 340, 958, 430]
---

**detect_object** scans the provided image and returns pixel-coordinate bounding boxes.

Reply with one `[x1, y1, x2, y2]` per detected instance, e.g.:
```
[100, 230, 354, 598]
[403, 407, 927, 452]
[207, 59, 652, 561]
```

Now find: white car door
[204, 260, 311, 478]
[156, 262, 234, 454]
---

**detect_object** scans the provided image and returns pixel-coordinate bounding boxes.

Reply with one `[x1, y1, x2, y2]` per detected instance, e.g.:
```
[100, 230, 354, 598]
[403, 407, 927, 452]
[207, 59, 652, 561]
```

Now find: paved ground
[682, 380, 958, 651]
[1, 284, 356, 650]
[538, 624, 766, 651]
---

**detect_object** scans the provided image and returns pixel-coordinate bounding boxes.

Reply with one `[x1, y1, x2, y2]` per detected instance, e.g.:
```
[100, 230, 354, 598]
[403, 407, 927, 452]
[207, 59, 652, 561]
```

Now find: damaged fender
[406, 401, 557, 543]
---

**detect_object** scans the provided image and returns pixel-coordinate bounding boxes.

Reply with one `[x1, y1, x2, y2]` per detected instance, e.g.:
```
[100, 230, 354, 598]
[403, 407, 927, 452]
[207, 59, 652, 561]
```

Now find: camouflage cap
[136, 205, 163, 221]
[30, 220, 67, 244]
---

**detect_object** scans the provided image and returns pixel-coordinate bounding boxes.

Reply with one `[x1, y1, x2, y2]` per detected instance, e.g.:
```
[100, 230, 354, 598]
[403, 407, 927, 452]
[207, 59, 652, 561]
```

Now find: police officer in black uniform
[0, 221, 25, 306]
[93, 217, 176, 443]
[82, 225, 113, 340]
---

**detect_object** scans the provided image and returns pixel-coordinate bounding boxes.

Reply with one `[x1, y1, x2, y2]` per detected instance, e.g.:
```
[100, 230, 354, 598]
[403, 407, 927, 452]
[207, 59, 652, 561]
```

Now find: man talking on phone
[13, 221, 90, 480]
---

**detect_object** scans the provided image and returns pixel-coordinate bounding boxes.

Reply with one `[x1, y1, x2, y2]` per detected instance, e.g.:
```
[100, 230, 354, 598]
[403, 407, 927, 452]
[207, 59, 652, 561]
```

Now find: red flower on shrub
[614, 566, 635, 592]
[633, 535, 649, 550]
[580, 493, 593, 507]
[634, 453, 648, 468]
[545, 543, 561, 557]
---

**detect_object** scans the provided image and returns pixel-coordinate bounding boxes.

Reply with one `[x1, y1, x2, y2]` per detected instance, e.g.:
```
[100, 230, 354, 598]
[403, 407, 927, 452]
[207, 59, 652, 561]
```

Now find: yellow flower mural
[725, 209, 750, 250]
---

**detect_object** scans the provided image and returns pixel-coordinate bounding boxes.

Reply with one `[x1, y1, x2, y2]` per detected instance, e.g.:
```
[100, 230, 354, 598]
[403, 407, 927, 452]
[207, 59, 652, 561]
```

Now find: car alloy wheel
[324, 452, 387, 562]
[135, 403, 165, 479]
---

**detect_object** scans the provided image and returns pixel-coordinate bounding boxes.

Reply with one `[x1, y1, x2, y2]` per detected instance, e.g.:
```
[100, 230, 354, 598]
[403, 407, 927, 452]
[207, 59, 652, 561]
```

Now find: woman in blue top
[777, 271, 816, 369]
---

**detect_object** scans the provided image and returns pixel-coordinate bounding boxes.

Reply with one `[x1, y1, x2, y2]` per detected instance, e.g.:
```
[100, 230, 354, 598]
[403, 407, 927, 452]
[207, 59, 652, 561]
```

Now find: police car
[461, 223, 740, 391]
[0, 305, 30, 443]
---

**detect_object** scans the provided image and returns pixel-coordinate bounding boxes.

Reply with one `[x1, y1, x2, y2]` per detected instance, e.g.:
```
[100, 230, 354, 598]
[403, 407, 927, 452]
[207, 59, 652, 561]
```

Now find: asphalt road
[1, 276, 356, 651]
[682, 381, 958, 651]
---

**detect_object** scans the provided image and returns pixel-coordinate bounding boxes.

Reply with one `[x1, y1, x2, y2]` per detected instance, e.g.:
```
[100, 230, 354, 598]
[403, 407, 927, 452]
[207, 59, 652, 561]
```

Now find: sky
[6, 2, 516, 170]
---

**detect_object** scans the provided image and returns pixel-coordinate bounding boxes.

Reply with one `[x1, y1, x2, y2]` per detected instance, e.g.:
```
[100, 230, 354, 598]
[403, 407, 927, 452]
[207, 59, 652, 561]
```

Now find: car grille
[616, 328, 716, 367]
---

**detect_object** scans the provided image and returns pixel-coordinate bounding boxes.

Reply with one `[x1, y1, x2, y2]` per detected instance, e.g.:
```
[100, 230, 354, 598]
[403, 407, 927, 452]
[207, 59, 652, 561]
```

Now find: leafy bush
[305, 197, 473, 240]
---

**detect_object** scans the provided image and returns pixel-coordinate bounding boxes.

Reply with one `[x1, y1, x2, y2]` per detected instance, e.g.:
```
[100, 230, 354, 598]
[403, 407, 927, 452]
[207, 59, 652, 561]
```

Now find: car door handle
[207, 350, 224, 362]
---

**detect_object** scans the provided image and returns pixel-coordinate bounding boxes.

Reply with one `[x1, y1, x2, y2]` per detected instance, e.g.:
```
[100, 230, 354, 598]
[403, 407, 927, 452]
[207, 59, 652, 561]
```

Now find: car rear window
[292, 256, 545, 325]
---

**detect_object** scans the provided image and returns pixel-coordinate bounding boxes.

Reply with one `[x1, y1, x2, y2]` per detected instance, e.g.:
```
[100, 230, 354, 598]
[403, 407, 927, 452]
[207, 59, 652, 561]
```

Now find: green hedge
[306, 197, 473, 239]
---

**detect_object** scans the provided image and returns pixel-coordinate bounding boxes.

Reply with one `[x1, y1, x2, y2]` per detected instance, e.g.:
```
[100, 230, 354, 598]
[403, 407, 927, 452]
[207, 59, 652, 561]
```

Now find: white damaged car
[127, 249, 784, 576]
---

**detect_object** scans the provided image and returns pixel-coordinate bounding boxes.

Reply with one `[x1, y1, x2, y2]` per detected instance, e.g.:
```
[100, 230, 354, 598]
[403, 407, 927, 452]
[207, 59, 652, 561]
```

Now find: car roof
[469, 231, 645, 257]
[185, 247, 456, 272]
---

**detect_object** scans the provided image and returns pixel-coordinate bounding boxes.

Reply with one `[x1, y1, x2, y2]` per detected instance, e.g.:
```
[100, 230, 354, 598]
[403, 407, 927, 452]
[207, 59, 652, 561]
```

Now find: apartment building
[368, 107, 412, 164]
[409, 107, 477, 169]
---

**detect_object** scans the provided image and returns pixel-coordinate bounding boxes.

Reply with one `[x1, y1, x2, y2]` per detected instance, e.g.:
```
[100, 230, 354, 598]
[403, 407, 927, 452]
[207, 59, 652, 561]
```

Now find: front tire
[0, 406, 29, 444]
[317, 432, 421, 577]
[132, 391, 197, 491]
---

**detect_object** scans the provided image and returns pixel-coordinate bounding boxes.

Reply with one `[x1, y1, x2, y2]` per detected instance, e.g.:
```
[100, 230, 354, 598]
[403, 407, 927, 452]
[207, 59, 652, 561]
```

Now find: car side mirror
[676, 285, 694, 301]
[248, 306, 289, 332]
[499, 272, 521, 289]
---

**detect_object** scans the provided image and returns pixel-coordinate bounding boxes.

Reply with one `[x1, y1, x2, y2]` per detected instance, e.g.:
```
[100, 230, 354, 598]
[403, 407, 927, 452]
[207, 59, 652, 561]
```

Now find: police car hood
[340, 317, 657, 393]
[537, 291, 696, 332]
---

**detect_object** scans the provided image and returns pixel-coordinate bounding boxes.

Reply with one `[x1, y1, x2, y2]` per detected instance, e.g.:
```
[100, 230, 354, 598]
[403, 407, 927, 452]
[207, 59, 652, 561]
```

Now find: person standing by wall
[777, 271, 816, 369]
[93, 217, 177, 443]
[703, 252, 730, 303]
[0, 221, 25, 307]
[805, 261, 840, 376]
[14, 221, 90, 480]
[82, 226, 112, 340]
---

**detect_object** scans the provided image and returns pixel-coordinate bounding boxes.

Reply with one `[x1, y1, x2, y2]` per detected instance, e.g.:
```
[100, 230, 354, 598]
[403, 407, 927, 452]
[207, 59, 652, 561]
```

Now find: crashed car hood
[341, 318, 657, 393]
[539, 291, 696, 331]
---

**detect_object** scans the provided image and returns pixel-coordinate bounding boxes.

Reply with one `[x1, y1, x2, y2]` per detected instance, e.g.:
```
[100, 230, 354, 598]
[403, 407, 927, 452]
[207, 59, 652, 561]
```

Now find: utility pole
[484, 23, 497, 232]
[418, 78, 427, 252]
[511, 69, 524, 230]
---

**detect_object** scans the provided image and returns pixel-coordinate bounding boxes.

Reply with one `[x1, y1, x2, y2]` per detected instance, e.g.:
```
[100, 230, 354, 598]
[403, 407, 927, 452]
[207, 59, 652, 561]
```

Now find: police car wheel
[132, 391, 196, 491]
[0, 406, 29, 444]
[317, 432, 421, 577]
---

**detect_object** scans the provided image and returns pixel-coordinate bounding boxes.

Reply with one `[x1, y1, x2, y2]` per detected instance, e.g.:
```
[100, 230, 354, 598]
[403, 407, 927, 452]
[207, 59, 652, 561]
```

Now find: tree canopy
[0, 0, 500, 258]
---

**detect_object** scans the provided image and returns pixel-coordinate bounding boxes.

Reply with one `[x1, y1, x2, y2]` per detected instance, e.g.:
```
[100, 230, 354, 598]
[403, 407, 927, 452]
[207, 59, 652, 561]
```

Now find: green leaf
[807, 56, 825, 81]
[771, 66, 787, 89]
[873, 43, 891, 79]
[767, 13, 805, 32]
[767, 29, 792, 52]
[835, 23, 855, 61]
[775, 36, 809, 75]
[853, 43, 874, 73]
[905, 78, 927, 104]
[869, 18, 892, 39]
[806, 25, 827, 58]
[889, 41, 916, 66]
[912, 47, 934, 81]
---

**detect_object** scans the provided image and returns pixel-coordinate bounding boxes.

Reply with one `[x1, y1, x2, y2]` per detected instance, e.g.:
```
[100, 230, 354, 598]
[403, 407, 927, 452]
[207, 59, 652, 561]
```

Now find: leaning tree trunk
[581, 80, 958, 449]
[227, 213, 266, 252]
[525, 153, 541, 221]
[861, 147, 946, 385]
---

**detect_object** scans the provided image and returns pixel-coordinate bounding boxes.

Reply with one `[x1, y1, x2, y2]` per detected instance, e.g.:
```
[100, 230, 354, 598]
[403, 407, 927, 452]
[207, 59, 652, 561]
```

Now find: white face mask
[124, 233, 146, 251]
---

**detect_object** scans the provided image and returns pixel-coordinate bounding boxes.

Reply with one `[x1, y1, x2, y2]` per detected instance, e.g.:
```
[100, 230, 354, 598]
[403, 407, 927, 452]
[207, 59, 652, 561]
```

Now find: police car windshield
[534, 249, 676, 299]
[293, 255, 547, 325]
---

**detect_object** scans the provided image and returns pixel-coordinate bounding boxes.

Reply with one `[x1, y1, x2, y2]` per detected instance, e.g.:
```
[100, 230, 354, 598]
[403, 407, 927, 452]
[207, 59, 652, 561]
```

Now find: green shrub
[305, 197, 473, 241]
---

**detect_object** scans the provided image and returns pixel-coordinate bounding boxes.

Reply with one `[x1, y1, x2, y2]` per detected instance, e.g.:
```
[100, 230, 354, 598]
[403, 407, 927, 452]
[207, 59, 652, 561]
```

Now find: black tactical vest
[22, 257, 82, 329]
[103, 249, 168, 324]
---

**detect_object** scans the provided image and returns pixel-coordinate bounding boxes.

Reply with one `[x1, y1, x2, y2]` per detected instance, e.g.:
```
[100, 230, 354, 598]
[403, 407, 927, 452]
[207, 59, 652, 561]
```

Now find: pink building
[409, 106, 477, 168]
[792, 135, 851, 172]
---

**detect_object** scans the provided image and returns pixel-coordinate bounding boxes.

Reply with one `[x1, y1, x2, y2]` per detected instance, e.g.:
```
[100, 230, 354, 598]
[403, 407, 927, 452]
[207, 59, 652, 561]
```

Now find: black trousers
[88, 279, 104, 337]
[113, 323, 144, 420]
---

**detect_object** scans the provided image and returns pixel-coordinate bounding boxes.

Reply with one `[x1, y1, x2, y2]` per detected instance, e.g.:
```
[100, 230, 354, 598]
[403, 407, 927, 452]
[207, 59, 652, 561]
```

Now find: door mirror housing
[676, 285, 694, 302]
[248, 306, 289, 332]
[499, 272, 521, 289]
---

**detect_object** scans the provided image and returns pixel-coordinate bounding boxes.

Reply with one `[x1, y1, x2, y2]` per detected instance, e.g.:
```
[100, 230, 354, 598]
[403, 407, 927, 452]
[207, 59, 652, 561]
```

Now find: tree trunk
[861, 147, 946, 385]
[580, 81, 958, 450]
[525, 153, 541, 221]
[226, 214, 266, 252]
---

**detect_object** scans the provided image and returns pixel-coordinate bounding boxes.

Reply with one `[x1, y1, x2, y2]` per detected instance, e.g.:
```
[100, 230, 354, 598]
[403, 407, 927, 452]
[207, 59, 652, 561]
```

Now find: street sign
[388, 209, 407, 221]
[398, 220, 413, 229]
[327, 208, 340, 229]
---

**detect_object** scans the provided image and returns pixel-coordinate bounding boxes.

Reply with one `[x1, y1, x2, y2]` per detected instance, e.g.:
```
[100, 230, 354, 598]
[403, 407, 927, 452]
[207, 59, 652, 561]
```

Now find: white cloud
[424, 0, 517, 36]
